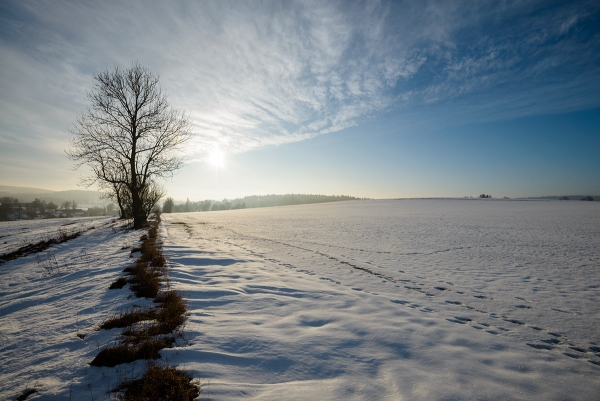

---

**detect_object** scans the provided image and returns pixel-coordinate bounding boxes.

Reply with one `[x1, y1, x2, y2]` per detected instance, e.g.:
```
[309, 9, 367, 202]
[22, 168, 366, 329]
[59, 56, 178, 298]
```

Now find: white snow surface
[1, 200, 599, 400]
[0, 217, 153, 400]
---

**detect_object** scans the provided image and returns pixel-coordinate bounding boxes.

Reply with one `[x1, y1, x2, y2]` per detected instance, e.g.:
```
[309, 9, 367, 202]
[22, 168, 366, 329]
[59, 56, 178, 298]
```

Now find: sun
[207, 148, 226, 168]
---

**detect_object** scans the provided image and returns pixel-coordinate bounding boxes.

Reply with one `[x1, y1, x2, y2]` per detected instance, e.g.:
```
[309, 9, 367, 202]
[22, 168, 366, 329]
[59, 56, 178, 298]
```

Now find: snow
[0, 217, 152, 400]
[1, 200, 599, 400]
[0, 217, 100, 256]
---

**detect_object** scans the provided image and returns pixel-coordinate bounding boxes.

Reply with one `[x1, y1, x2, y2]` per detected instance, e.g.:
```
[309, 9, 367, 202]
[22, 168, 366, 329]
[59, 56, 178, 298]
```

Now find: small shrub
[139, 243, 162, 264]
[115, 364, 199, 401]
[123, 260, 147, 275]
[91, 344, 136, 367]
[109, 277, 128, 289]
[16, 389, 38, 401]
[155, 291, 186, 333]
[36, 252, 60, 275]
[90, 338, 173, 367]
[128, 264, 162, 298]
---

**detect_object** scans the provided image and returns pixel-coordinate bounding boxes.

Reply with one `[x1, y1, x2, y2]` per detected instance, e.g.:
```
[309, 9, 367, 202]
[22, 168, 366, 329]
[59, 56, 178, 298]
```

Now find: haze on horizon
[1, 0, 599, 201]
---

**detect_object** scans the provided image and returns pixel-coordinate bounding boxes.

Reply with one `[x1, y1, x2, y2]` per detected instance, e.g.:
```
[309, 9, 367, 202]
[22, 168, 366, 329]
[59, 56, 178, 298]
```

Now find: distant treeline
[165, 194, 363, 213]
[0, 187, 102, 205]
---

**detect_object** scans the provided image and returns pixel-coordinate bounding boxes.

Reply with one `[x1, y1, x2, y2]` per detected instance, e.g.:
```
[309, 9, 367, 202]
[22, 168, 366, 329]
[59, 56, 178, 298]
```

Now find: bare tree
[99, 179, 132, 219]
[67, 62, 192, 228]
[141, 180, 166, 217]
[162, 197, 174, 213]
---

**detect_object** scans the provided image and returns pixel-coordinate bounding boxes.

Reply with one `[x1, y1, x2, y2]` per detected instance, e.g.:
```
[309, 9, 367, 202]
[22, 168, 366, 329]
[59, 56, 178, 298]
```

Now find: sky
[0, 0, 599, 200]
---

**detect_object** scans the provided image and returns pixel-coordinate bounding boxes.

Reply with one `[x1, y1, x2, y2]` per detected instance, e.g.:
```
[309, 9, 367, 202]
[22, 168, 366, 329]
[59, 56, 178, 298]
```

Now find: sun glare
[207, 148, 226, 168]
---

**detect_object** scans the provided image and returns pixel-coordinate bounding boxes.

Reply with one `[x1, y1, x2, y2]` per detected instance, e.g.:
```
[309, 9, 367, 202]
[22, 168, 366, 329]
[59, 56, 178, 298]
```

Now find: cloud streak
[1, 0, 599, 171]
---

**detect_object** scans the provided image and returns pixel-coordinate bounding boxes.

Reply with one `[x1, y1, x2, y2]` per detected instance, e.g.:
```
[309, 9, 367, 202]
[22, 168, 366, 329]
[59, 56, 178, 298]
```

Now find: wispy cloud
[1, 0, 599, 171]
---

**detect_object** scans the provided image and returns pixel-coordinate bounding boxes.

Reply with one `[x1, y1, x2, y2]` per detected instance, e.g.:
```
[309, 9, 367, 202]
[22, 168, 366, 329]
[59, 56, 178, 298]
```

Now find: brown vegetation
[109, 276, 128, 289]
[16, 389, 38, 401]
[115, 364, 199, 401]
[0, 229, 84, 265]
[99, 308, 158, 330]
[90, 338, 174, 367]
[92, 214, 198, 398]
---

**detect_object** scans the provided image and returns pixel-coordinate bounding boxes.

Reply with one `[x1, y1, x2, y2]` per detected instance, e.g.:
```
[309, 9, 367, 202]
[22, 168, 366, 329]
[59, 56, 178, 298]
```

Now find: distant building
[53, 209, 85, 217]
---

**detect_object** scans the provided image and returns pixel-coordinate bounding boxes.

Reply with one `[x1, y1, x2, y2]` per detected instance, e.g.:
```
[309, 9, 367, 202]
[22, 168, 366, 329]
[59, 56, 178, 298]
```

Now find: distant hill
[0, 185, 104, 205]
[0, 185, 55, 194]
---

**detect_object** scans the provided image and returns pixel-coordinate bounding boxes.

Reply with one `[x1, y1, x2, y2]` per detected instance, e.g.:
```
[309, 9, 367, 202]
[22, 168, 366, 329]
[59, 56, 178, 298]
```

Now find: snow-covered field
[1, 200, 599, 400]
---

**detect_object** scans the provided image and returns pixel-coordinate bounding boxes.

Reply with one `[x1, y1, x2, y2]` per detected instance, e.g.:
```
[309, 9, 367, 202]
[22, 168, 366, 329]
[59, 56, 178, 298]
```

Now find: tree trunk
[131, 188, 146, 229]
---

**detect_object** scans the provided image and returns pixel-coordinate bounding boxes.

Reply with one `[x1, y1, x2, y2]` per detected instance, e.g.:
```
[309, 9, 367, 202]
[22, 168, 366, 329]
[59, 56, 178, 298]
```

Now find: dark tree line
[161, 194, 362, 213]
[0, 197, 61, 221]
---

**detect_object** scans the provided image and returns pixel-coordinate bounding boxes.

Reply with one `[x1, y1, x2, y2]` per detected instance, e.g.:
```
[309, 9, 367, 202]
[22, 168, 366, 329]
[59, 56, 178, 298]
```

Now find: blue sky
[0, 0, 599, 200]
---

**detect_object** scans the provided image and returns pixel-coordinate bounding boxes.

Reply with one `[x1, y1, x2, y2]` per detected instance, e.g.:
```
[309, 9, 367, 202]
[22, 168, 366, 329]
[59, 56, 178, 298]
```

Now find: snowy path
[160, 201, 600, 400]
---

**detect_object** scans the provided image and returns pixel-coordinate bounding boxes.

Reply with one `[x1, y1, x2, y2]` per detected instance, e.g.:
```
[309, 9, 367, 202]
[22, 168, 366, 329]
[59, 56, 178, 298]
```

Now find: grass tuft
[127, 266, 162, 298]
[115, 364, 199, 400]
[16, 389, 38, 401]
[95, 215, 198, 393]
[90, 338, 173, 367]
[99, 308, 158, 330]
[109, 276, 128, 289]
[154, 291, 187, 333]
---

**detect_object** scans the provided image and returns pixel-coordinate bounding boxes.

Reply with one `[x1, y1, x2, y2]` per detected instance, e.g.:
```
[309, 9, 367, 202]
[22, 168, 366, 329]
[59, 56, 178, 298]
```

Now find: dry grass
[109, 276, 128, 289]
[123, 219, 167, 298]
[154, 291, 187, 333]
[90, 337, 173, 367]
[139, 241, 166, 267]
[99, 308, 158, 330]
[16, 389, 38, 401]
[115, 364, 199, 401]
[127, 263, 163, 298]
[0, 230, 82, 265]
[119, 291, 186, 341]
[94, 214, 198, 396]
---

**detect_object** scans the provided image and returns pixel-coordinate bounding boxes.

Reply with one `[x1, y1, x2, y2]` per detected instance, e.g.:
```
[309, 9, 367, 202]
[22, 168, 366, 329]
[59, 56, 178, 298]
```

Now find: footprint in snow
[527, 343, 554, 350]
[503, 319, 525, 326]
[447, 318, 467, 324]
[447, 316, 471, 324]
